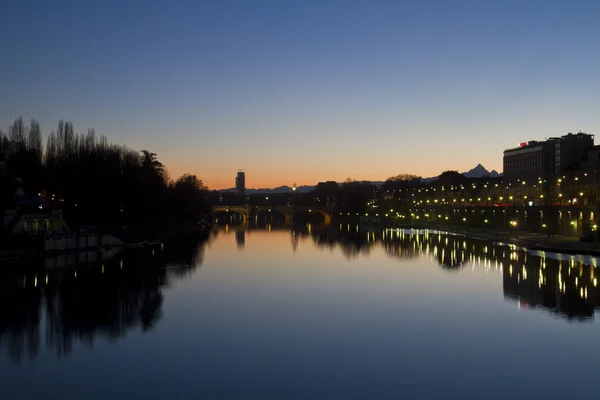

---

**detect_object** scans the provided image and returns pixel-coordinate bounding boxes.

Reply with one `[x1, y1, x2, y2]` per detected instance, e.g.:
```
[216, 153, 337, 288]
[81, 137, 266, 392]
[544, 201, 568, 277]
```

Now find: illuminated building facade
[503, 132, 594, 199]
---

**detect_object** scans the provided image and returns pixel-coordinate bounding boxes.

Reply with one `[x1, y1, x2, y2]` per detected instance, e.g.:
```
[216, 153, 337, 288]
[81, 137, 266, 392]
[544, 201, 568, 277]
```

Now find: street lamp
[510, 220, 518, 236]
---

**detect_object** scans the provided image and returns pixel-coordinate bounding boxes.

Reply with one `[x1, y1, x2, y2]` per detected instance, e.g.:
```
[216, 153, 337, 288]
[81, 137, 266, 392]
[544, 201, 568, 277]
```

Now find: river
[1, 224, 599, 399]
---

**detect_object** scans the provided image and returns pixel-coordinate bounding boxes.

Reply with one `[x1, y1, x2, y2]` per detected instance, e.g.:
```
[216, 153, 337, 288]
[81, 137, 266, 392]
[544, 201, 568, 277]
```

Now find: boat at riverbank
[1, 208, 128, 265]
[2, 205, 214, 266]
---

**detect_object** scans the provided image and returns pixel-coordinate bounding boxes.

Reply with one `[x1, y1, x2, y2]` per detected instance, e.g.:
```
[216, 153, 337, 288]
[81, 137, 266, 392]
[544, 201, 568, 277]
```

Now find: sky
[1, 0, 600, 189]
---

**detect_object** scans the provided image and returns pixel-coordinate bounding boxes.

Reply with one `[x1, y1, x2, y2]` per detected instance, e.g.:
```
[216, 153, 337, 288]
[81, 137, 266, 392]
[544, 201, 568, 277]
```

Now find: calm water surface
[1, 225, 600, 399]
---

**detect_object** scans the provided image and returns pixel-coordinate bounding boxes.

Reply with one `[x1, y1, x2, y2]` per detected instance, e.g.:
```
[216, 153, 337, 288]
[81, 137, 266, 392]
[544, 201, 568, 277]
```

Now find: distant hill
[216, 165, 502, 193]
[217, 185, 315, 194]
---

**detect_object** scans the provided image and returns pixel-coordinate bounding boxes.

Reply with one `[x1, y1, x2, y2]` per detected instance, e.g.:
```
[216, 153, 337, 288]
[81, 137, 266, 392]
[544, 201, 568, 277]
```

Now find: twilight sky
[1, 0, 599, 189]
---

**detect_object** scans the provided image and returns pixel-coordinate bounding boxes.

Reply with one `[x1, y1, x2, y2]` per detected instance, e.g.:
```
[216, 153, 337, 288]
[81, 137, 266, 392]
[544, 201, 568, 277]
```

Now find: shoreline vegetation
[1, 117, 210, 241]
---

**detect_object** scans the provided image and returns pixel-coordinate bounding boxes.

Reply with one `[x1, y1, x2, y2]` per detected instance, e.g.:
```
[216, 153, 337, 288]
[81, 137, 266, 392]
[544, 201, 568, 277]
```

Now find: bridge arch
[311, 210, 331, 224]
[212, 206, 249, 223]
[213, 205, 333, 225]
[254, 207, 292, 224]
[295, 207, 332, 224]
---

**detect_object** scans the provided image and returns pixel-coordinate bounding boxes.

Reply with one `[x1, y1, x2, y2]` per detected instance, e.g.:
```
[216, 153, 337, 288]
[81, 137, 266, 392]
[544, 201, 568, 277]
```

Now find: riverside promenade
[395, 222, 600, 256]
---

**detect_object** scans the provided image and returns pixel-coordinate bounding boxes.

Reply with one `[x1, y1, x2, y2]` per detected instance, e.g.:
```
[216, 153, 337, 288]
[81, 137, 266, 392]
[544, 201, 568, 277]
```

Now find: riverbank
[110, 219, 211, 244]
[392, 222, 600, 256]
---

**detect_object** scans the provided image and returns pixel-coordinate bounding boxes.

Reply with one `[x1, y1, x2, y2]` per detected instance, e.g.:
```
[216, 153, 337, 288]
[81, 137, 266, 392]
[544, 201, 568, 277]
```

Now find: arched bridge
[212, 206, 252, 223]
[212, 205, 332, 224]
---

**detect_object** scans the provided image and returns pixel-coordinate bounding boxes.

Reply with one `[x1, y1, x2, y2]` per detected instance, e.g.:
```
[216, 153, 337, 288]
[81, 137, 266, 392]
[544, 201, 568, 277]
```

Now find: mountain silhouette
[463, 164, 490, 178]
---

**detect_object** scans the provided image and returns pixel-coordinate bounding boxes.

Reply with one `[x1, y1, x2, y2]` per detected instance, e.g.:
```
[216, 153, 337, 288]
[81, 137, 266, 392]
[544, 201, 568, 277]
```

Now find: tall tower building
[235, 170, 246, 194]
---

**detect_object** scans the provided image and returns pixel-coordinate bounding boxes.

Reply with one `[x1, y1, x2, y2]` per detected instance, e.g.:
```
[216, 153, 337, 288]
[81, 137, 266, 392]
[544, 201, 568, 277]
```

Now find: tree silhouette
[1, 117, 210, 237]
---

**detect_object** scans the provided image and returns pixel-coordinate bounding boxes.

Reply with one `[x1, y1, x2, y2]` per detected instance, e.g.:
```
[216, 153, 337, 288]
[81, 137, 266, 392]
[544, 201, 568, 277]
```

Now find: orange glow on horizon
[164, 158, 503, 191]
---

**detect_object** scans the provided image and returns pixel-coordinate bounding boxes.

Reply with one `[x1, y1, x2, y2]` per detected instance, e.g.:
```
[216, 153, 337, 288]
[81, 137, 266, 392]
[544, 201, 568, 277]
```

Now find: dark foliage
[0, 117, 209, 235]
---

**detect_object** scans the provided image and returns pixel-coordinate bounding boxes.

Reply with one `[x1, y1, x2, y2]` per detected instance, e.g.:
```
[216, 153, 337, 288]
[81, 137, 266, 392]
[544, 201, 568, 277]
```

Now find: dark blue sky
[2, 0, 599, 188]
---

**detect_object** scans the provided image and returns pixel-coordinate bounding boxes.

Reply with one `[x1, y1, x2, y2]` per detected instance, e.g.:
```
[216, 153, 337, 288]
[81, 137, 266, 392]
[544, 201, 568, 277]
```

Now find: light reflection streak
[297, 225, 600, 321]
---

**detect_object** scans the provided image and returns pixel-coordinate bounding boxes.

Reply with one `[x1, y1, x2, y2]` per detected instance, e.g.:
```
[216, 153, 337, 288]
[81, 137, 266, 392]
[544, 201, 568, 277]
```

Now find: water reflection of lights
[307, 226, 600, 320]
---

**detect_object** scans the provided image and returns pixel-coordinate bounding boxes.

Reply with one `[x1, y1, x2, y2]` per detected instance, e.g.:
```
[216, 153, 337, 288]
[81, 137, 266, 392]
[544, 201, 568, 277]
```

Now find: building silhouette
[235, 170, 245, 194]
[503, 132, 594, 197]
